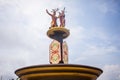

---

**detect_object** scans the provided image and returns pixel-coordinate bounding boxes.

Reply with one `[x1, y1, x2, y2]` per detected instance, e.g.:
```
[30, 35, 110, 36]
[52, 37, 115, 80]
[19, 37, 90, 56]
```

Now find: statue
[46, 8, 59, 27]
[58, 8, 65, 27]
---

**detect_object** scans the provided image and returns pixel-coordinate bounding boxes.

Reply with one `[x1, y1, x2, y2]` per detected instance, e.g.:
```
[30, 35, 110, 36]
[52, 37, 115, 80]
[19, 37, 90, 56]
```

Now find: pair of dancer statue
[46, 8, 65, 28]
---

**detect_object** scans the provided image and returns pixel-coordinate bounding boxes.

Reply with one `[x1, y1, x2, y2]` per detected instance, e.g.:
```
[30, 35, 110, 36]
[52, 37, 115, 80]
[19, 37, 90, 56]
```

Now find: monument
[46, 8, 69, 64]
[15, 8, 103, 80]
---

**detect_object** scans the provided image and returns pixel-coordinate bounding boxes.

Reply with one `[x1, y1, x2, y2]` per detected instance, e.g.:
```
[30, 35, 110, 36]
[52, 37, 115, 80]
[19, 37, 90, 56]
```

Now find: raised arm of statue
[59, 8, 65, 27]
[46, 9, 52, 16]
[46, 9, 58, 27]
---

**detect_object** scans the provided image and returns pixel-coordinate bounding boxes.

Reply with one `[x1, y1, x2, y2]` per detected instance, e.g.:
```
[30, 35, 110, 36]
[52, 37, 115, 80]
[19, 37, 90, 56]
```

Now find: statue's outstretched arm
[46, 9, 52, 16]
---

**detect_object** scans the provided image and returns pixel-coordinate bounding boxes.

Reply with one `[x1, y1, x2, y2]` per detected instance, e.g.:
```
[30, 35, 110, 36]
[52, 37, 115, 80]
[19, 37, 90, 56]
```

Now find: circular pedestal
[15, 64, 103, 80]
[47, 27, 70, 39]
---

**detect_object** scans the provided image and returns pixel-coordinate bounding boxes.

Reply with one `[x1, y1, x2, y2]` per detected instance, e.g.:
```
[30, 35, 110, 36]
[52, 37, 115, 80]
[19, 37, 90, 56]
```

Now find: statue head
[52, 8, 59, 16]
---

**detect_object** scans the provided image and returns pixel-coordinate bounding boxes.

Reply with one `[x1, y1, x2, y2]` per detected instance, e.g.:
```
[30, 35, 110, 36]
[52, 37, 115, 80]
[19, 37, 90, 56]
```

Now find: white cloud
[98, 64, 120, 80]
[0, 0, 67, 78]
[67, 26, 85, 45]
[95, 0, 119, 14]
[68, 25, 120, 66]
[82, 45, 119, 56]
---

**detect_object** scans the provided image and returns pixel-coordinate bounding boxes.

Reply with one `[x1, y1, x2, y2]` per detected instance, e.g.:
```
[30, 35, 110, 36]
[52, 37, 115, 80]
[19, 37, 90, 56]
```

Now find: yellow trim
[21, 72, 97, 80]
[16, 66, 102, 76]
[47, 27, 70, 39]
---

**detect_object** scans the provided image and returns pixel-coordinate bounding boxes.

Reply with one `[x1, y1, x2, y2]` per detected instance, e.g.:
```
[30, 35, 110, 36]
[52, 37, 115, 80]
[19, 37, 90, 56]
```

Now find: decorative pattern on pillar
[49, 40, 61, 64]
[63, 41, 68, 64]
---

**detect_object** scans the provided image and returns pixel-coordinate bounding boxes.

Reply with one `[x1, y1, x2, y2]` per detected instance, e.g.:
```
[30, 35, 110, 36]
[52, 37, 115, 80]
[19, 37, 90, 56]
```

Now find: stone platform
[47, 27, 70, 39]
[15, 64, 103, 80]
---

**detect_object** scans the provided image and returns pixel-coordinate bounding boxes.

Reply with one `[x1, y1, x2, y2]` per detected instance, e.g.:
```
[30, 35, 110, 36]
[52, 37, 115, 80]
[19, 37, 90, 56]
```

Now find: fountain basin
[15, 64, 102, 80]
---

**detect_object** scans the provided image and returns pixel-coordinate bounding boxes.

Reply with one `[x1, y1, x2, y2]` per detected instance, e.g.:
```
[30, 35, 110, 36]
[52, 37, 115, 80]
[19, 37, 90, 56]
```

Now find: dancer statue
[58, 8, 65, 27]
[46, 9, 58, 27]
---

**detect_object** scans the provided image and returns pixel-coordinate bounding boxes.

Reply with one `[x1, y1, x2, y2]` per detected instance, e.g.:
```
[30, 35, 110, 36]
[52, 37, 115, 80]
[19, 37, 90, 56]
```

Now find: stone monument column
[47, 27, 69, 64]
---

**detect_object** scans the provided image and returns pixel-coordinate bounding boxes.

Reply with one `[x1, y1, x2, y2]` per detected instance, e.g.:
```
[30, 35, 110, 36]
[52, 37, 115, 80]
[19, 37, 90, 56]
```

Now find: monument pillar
[47, 27, 70, 64]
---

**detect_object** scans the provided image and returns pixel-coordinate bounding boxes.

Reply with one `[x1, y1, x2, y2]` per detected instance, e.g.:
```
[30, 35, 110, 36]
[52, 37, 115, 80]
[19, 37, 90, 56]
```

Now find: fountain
[15, 8, 103, 80]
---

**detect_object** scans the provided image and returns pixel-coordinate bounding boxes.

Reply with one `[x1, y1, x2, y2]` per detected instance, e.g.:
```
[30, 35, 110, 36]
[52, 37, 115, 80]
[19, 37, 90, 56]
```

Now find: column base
[15, 64, 103, 80]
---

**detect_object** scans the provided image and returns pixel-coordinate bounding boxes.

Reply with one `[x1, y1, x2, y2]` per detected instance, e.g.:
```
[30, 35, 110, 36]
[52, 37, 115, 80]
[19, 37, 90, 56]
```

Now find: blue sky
[0, 0, 120, 80]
